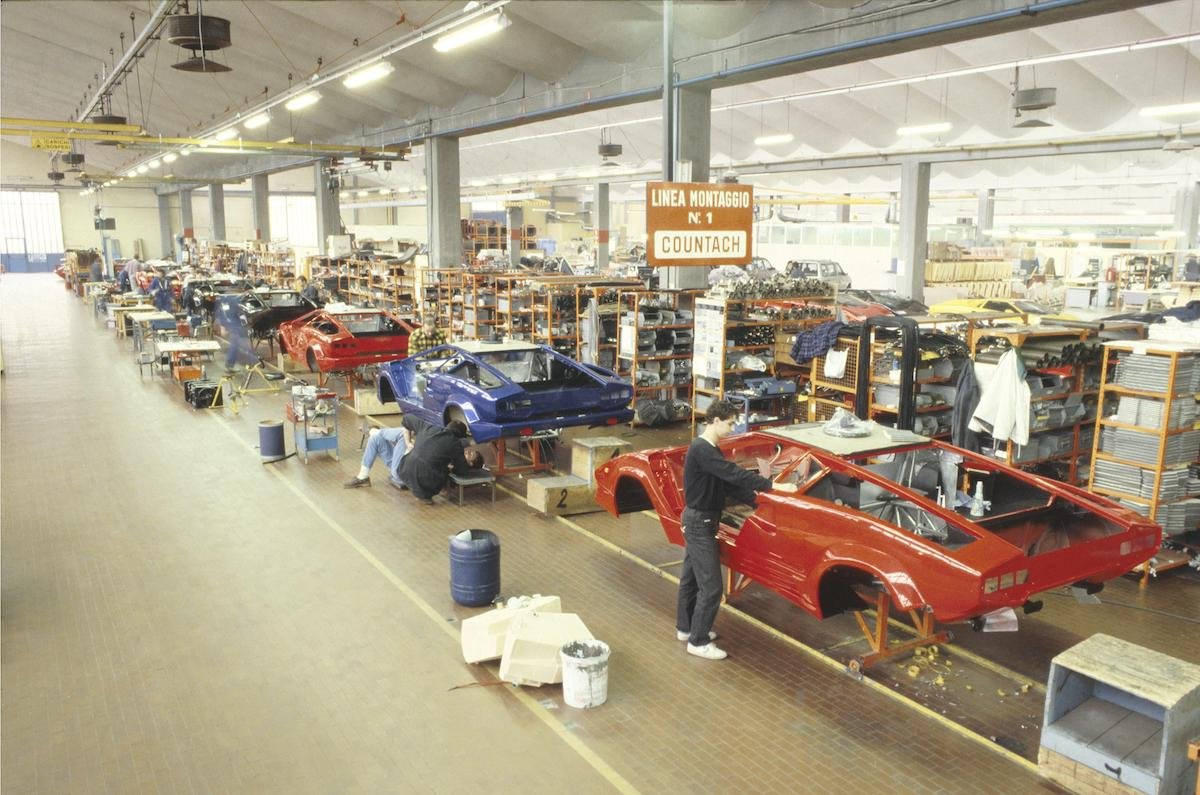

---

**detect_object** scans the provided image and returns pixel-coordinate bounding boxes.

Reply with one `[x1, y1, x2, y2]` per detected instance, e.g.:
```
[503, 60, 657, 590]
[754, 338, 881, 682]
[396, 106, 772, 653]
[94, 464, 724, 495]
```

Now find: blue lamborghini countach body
[377, 340, 634, 442]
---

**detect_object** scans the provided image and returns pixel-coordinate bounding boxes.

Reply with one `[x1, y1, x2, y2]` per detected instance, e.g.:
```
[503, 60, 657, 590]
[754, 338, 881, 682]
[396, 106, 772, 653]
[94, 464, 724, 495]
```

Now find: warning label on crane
[645, 181, 753, 267]
[31, 134, 71, 152]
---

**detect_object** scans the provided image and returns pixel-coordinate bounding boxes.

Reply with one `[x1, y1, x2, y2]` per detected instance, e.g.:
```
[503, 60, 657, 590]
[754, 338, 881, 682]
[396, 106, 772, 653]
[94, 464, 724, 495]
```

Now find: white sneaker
[676, 630, 717, 642]
[686, 642, 728, 660]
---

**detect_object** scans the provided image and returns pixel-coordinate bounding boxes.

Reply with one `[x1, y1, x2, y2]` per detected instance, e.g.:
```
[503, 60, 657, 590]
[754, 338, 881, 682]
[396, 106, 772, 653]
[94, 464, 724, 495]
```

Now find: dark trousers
[676, 509, 722, 646]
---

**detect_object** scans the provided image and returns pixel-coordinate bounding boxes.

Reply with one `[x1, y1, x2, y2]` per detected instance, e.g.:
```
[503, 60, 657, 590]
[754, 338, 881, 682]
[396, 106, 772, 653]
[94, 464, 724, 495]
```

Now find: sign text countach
[645, 181, 754, 267]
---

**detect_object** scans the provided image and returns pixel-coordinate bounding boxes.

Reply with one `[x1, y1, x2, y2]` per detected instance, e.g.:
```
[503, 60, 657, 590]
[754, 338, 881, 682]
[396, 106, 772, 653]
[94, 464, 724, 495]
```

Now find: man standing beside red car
[676, 400, 797, 660]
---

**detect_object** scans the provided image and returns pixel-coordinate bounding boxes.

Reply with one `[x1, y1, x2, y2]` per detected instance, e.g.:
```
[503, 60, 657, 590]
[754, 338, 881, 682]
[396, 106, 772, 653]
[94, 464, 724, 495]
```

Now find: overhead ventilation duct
[167, 1, 233, 73]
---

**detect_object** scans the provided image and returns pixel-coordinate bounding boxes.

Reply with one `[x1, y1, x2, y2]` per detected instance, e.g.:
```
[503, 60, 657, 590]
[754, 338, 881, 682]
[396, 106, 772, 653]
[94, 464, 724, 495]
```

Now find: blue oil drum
[449, 529, 500, 607]
[258, 420, 286, 461]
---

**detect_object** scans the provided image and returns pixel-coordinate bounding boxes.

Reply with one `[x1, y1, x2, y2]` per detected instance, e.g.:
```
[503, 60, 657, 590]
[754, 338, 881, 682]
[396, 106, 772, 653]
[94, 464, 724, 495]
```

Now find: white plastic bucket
[560, 640, 610, 708]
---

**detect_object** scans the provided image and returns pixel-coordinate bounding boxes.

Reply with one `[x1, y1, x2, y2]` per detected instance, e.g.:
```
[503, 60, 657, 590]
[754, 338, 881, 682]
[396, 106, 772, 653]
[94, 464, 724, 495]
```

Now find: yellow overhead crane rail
[0, 117, 409, 160]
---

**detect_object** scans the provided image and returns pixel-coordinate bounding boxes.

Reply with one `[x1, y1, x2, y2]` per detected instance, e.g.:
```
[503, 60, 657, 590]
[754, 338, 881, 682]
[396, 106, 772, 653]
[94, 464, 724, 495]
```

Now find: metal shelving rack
[616, 288, 697, 424]
[1088, 340, 1200, 540]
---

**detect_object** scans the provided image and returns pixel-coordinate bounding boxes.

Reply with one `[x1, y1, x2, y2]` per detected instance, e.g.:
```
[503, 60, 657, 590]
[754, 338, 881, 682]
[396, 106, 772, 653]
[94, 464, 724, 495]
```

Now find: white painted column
[595, 182, 610, 270]
[976, 188, 995, 244]
[897, 160, 931, 301]
[179, 189, 194, 237]
[425, 136, 462, 268]
[506, 205, 524, 269]
[251, 174, 270, 241]
[676, 86, 710, 184]
[208, 183, 226, 242]
[156, 194, 173, 259]
[1173, 180, 1199, 268]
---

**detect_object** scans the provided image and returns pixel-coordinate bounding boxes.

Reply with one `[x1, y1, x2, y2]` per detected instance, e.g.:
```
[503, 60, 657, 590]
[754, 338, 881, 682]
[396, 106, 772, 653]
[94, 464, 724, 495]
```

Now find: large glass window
[0, 191, 64, 271]
[268, 195, 318, 247]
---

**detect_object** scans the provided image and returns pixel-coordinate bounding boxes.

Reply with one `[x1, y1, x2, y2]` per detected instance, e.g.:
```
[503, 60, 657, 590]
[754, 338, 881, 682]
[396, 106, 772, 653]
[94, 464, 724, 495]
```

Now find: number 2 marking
[556, 489, 568, 509]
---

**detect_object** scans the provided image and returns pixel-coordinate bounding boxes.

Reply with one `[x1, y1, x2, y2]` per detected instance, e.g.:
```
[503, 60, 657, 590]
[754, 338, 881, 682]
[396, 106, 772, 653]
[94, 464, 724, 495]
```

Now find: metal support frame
[846, 590, 949, 677]
[490, 430, 558, 477]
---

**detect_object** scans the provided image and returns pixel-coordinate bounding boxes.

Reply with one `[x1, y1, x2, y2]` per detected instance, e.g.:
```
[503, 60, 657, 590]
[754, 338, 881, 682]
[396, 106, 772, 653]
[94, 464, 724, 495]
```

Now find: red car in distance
[595, 423, 1158, 628]
[278, 307, 414, 373]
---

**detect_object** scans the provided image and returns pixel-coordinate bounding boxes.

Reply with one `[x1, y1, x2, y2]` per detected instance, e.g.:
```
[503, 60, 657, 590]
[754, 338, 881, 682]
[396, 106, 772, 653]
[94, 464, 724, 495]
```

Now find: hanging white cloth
[968, 348, 1030, 446]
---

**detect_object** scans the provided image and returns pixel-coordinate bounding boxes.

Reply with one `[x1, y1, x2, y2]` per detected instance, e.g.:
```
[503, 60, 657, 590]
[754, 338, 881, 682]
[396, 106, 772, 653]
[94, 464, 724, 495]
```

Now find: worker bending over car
[346, 416, 482, 505]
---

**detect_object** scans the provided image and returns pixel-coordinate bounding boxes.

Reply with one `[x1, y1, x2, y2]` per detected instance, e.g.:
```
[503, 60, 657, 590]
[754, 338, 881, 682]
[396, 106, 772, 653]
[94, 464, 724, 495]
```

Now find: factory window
[0, 191, 65, 272]
[268, 195, 318, 247]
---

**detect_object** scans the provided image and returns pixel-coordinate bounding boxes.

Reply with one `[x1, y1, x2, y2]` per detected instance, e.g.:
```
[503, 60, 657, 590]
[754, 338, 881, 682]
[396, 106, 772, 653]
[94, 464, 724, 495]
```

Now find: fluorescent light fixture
[1139, 101, 1200, 118]
[340, 191, 349, 199]
[896, 122, 952, 136]
[343, 61, 395, 89]
[214, 127, 238, 141]
[285, 91, 321, 111]
[147, 159, 161, 169]
[162, 153, 178, 163]
[578, 169, 600, 179]
[136, 164, 149, 174]
[357, 190, 369, 197]
[126, 169, 138, 177]
[1155, 229, 1184, 237]
[753, 133, 795, 146]
[378, 187, 390, 195]
[1124, 209, 1148, 216]
[501, 176, 521, 185]
[433, 12, 510, 52]
[536, 172, 556, 181]
[243, 112, 271, 129]
[468, 179, 488, 187]
[1069, 232, 1096, 241]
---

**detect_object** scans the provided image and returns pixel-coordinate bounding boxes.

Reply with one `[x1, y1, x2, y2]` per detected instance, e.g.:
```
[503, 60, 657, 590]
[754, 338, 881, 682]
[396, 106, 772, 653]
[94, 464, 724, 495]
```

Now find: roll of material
[259, 420, 286, 461]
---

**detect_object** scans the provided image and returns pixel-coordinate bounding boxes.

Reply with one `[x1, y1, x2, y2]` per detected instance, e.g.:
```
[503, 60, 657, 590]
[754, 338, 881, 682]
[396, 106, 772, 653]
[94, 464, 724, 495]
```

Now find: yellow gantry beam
[0, 118, 409, 158]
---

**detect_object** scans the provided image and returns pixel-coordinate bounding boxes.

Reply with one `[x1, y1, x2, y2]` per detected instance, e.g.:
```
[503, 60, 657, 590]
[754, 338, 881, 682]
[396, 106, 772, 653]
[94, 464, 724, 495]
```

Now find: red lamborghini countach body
[278, 307, 413, 373]
[595, 423, 1159, 624]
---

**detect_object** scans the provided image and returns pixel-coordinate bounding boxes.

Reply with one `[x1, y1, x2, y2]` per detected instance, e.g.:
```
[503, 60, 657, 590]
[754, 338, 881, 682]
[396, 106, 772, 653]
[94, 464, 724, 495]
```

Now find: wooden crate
[570, 437, 631, 487]
[526, 475, 600, 516]
[174, 365, 202, 382]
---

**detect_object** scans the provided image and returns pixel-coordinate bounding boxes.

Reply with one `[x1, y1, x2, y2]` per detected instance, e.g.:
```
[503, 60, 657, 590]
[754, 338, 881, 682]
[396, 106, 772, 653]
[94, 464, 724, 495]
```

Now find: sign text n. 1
[645, 181, 753, 267]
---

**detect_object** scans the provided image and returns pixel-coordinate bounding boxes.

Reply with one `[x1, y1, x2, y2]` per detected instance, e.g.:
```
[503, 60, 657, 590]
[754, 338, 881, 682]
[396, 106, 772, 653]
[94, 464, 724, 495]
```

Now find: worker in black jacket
[397, 417, 481, 505]
[677, 400, 798, 660]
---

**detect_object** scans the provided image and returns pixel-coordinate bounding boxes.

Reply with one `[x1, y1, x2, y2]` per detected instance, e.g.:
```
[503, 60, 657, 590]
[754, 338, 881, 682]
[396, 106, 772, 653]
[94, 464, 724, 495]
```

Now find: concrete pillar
[976, 188, 995, 244]
[1173, 180, 1199, 268]
[897, 160, 931, 301]
[506, 205, 524, 269]
[676, 87, 711, 184]
[661, 0, 675, 181]
[595, 182, 610, 270]
[313, 161, 342, 254]
[425, 136, 462, 268]
[208, 183, 226, 242]
[251, 173, 270, 241]
[838, 195, 851, 224]
[179, 189, 194, 237]
[157, 194, 173, 259]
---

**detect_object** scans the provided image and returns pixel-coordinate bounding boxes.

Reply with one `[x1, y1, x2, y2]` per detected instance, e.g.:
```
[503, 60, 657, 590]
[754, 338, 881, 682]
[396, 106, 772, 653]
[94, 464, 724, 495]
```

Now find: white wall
[1, 140, 167, 258]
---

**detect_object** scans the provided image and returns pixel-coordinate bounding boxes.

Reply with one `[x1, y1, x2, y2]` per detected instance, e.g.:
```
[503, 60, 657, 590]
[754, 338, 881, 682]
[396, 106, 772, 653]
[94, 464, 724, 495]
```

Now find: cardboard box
[526, 475, 600, 516]
[499, 612, 593, 686]
[570, 437, 632, 486]
[174, 365, 202, 382]
[460, 595, 562, 664]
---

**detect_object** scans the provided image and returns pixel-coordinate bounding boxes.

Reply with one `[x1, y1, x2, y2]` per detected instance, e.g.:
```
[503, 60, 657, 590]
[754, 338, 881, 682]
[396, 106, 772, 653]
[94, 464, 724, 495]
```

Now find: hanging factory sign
[31, 134, 71, 152]
[645, 181, 753, 266]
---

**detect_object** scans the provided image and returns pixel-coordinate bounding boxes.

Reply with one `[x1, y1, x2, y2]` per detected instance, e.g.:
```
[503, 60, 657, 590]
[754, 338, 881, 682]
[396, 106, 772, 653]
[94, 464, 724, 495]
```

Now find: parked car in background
[836, 292, 892, 323]
[595, 423, 1158, 626]
[278, 306, 413, 372]
[787, 259, 852, 290]
[378, 340, 634, 442]
[843, 289, 929, 316]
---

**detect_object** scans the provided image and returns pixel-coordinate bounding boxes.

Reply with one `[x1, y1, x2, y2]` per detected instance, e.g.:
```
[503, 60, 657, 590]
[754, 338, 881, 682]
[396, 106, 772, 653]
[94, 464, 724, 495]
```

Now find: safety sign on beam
[645, 181, 753, 267]
[31, 134, 71, 152]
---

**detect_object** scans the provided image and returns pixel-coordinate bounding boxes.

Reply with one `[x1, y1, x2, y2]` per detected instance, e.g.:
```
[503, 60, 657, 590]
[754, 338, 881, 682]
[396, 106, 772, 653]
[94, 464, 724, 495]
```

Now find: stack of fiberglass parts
[1096, 351, 1200, 535]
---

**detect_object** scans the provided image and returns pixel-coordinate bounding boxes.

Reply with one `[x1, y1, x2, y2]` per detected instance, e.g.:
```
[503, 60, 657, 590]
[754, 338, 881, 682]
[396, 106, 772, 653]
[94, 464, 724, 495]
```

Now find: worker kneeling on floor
[346, 416, 482, 506]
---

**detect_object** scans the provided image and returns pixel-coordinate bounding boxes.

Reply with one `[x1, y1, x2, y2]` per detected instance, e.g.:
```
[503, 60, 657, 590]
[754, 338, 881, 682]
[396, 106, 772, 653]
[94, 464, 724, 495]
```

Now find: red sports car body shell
[278, 308, 414, 372]
[594, 426, 1159, 624]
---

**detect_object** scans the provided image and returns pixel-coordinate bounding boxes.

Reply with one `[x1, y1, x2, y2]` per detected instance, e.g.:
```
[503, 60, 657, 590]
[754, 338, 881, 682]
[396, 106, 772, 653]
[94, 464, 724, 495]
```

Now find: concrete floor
[3, 273, 1194, 794]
